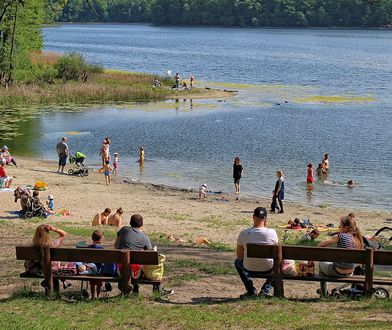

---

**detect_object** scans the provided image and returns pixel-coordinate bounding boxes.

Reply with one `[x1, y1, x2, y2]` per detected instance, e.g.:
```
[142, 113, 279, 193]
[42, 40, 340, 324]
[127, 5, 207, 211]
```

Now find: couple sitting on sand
[92, 207, 123, 227]
[235, 207, 363, 298]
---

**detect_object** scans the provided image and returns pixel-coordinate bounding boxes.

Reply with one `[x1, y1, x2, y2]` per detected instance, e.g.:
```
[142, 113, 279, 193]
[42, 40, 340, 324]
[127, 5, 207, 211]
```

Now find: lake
[2, 24, 392, 210]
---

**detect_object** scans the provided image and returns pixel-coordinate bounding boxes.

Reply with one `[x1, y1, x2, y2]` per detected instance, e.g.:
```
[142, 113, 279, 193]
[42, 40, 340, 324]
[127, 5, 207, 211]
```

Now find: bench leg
[319, 281, 327, 297]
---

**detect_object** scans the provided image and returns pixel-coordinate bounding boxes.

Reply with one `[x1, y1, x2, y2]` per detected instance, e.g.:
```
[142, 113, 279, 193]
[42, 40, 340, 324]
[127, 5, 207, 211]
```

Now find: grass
[1, 293, 391, 329]
[0, 52, 229, 106]
[167, 259, 236, 276]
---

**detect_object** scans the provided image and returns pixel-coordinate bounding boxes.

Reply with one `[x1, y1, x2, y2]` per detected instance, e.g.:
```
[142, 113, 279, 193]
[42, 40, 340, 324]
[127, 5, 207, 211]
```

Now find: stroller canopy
[75, 151, 86, 160]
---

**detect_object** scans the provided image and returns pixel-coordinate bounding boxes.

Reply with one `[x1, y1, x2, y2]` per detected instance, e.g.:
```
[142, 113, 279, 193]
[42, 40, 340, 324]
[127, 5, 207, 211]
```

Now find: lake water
[2, 24, 392, 210]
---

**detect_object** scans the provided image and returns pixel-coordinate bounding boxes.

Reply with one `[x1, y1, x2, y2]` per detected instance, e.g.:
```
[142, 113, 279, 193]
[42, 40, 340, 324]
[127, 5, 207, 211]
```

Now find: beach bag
[295, 260, 315, 276]
[57, 262, 77, 276]
[143, 255, 166, 281]
[24, 260, 43, 276]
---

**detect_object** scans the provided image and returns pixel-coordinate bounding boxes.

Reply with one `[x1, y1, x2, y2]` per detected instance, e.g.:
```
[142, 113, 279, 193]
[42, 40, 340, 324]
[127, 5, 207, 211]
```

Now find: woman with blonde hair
[318, 216, 363, 277]
[32, 224, 69, 291]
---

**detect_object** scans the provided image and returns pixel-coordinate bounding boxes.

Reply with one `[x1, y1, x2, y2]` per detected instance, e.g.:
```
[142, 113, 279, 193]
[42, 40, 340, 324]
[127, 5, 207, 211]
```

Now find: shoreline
[1, 157, 390, 241]
[13, 155, 390, 214]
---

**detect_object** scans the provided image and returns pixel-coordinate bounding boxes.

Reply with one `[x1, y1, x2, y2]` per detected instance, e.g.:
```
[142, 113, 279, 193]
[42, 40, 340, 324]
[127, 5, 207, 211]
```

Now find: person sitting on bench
[235, 207, 278, 298]
[318, 216, 364, 277]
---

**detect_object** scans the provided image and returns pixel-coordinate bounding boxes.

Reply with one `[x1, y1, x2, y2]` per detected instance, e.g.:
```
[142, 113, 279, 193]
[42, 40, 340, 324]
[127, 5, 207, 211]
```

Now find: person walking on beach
[233, 157, 243, 200]
[174, 72, 180, 89]
[306, 163, 314, 184]
[270, 170, 285, 214]
[56, 137, 69, 174]
[190, 75, 195, 89]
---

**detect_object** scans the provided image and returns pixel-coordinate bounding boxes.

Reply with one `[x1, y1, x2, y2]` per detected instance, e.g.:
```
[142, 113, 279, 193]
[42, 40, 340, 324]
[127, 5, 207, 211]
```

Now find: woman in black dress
[233, 157, 243, 200]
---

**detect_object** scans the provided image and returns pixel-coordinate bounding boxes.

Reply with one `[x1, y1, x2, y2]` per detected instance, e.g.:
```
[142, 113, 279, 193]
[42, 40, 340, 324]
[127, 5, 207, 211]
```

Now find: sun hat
[48, 195, 54, 200]
[202, 183, 207, 187]
[2, 146, 8, 150]
[253, 207, 267, 219]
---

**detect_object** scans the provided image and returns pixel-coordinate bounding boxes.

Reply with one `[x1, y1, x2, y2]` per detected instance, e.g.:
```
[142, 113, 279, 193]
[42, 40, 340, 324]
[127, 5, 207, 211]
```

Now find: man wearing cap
[235, 206, 278, 298]
[56, 137, 69, 173]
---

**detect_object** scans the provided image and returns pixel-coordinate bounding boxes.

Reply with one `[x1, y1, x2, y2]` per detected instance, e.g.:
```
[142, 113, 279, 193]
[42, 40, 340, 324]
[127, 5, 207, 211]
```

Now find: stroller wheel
[25, 211, 33, 218]
[373, 287, 389, 299]
[68, 169, 74, 175]
[81, 289, 90, 299]
[84, 170, 89, 177]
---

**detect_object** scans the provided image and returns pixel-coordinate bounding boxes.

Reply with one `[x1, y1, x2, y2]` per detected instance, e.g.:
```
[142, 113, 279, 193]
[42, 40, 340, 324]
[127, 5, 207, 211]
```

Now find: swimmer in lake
[347, 180, 355, 188]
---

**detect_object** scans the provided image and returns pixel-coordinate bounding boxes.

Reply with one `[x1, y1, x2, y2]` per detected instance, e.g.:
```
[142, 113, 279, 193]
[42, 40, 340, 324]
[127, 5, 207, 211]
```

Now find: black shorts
[58, 155, 67, 166]
[234, 178, 241, 185]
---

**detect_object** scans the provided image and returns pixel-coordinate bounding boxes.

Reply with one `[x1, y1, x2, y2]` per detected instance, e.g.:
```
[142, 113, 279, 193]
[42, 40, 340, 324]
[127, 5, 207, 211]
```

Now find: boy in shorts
[88, 230, 104, 299]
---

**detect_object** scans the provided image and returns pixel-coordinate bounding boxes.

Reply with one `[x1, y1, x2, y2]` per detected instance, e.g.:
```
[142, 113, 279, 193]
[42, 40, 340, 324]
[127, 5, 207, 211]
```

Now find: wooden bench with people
[16, 245, 162, 296]
[246, 243, 392, 298]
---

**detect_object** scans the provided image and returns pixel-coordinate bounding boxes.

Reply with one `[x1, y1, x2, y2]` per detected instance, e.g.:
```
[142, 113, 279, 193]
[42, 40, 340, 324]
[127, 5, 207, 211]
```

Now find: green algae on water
[293, 95, 376, 104]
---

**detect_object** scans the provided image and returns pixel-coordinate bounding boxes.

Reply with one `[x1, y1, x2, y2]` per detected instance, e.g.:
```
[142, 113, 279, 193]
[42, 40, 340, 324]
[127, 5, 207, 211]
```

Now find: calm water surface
[2, 24, 392, 210]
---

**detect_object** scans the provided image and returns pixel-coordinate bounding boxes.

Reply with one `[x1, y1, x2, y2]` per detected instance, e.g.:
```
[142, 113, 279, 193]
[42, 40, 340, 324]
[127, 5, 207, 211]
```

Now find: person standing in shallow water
[307, 163, 314, 184]
[233, 157, 243, 200]
[270, 170, 285, 214]
[139, 146, 145, 163]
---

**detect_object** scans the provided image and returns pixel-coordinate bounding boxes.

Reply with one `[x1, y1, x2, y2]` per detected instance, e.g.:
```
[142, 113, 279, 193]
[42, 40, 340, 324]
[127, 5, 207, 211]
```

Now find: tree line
[55, 0, 392, 27]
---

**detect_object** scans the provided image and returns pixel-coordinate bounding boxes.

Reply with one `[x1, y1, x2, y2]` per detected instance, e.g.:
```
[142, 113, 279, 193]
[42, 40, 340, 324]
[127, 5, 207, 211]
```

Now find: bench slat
[374, 250, 392, 265]
[51, 248, 124, 263]
[129, 251, 159, 265]
[16, 246, 159, 265]
[247, 244, 366, 263]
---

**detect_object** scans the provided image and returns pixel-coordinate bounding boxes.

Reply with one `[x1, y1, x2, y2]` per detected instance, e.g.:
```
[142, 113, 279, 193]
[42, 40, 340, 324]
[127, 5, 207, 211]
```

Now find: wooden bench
[16, 246, 161, 295]
[246, 244, 392, 298]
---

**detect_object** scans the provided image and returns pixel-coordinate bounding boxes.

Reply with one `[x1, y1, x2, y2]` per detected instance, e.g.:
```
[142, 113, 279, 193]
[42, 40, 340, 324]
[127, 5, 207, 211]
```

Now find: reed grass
[1, 52, 226, 106]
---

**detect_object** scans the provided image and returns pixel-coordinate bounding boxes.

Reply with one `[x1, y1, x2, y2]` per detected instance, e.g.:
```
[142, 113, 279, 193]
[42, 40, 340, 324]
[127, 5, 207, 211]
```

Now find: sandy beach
[0, 157, 391, 299]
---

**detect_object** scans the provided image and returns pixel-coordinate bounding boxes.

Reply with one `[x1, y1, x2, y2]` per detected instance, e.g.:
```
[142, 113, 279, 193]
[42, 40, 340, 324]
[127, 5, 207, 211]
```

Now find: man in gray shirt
[56, 137, 69, 173]
[115, 214, 154, 293]
[115, 214, 152, 250]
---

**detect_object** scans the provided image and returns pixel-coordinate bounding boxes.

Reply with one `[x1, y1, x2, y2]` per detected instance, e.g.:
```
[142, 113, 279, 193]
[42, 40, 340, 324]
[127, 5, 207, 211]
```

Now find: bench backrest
[16, 246, 159, 265]
[247, 244, 392, 265]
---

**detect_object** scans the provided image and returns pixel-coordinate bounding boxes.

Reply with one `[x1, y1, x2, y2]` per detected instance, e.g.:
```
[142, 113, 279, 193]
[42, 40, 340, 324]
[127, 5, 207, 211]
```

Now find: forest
[56, 0, 392, 27]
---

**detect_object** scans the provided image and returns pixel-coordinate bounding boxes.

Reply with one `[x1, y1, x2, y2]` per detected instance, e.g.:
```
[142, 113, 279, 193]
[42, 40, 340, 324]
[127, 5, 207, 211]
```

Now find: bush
[14, 65, 57, 84]
[55, 52, 103, 82]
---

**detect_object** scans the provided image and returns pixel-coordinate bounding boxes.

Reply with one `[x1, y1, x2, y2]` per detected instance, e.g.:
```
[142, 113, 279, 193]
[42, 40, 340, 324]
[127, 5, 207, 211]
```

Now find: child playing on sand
[46, 195, 55, 211]
[113, 152, 119, 174]
[306, 163, 314, 184]
[199, 184, 208, 199]
[103, 161, 112, 185]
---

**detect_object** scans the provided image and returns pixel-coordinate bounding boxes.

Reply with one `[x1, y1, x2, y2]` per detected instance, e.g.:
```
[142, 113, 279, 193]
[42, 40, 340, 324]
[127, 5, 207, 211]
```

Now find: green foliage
[54, 52, 103, 81]
[48, 0, 392, 27]
[0, 0, 45, 86]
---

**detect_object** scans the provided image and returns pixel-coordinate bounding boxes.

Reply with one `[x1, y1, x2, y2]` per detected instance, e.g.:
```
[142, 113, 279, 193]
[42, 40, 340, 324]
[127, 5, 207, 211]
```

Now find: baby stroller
[68, 151, 89, 177]
[321, 227, 391, 299]
[25, 197, 48, 219]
